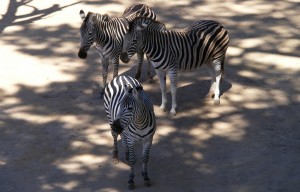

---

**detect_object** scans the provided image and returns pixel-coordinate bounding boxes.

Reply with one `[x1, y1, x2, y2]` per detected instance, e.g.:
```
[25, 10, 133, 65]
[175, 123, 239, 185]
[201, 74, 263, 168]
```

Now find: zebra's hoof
[144, 180, 151, 187]
[214, 99, 220, 105]
[112, 155, 119, 164]
[170, 109, 176, 116]
[160, 105, 167, 112]
[128, 183, 135, 190]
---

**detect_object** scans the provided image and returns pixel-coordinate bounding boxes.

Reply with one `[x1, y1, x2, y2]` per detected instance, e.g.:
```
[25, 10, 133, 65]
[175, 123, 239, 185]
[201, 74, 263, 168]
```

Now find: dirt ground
[1, 0, 300, 192]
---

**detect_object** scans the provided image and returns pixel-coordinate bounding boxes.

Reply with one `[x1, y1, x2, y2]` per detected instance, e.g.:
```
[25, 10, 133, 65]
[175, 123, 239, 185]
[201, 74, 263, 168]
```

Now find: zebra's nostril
[78, 51, 87, 59]
[120, 52, 129, 63]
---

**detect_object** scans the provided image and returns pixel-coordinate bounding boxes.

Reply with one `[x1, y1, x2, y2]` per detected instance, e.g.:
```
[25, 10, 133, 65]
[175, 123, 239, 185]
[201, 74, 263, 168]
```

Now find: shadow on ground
[0, 0, 299, 191]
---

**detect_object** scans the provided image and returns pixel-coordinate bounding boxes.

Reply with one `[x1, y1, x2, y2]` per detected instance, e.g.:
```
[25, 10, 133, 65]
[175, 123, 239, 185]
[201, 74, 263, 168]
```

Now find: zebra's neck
[133, 101, 153, 129]
[94, 17, 127, 49]
[142, 30, 175, 69]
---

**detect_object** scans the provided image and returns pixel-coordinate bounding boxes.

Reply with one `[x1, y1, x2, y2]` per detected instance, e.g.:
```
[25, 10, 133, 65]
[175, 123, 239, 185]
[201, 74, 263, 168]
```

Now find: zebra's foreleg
[110, 128, 119, 164]
[141, 139, 153, 187]
[135, 53, 144, 80]
[205, 61, 216, 99]
[168, 70, 178, 115]
[156, 70, 167, 112]
[112, 57, 120, 78]
[121, 132, 129, 162]
[127, 141, 137, 190]
[101, 58, 109, 96]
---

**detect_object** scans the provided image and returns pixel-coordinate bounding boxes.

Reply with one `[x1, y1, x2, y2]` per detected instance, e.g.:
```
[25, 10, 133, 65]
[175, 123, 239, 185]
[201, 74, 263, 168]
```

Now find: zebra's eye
[127, 106, 133, 110]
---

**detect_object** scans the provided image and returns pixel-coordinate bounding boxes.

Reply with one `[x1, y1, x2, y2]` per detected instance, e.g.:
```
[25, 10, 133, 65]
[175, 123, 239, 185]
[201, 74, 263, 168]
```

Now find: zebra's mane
[83, 12, 113, 24]
[129, 17, 166, 32]
[123, 4, 146, 16]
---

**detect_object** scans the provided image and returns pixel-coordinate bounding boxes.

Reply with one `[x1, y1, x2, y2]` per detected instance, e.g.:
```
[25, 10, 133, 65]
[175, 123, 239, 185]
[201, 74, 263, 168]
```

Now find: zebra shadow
[169, 78, 232, 113]
[120, 64, 232, 113]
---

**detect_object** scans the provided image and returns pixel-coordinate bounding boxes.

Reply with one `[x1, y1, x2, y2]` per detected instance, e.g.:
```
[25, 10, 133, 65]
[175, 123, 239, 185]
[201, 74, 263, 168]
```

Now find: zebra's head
[120, 18, 150, 63]
[112, 84, 144, 133]
[120, 17, 165, 63]
[78, 10, 109, 59]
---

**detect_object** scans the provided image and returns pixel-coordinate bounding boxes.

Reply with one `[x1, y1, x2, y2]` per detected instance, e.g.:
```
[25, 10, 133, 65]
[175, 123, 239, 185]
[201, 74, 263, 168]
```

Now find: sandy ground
[0, 0, 300, 191]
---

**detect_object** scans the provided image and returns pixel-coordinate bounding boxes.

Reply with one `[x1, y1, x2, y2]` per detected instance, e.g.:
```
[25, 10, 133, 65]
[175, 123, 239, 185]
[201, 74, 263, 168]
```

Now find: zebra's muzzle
[78, 50, 87, 59]
[112, 119, 124, 134]
[120, 52, 130, 63]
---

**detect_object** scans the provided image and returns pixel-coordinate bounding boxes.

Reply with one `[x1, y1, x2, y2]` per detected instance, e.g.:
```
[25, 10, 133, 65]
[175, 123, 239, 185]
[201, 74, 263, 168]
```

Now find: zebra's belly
[150, 60, 170, 70]
[95, 43, 121, 59]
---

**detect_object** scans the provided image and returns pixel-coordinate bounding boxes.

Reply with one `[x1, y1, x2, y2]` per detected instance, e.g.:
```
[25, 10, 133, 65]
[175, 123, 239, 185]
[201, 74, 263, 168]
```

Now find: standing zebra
[121, 18, 230, 115]
[78, 4, 157, 96]
[104, 75, 156, 190]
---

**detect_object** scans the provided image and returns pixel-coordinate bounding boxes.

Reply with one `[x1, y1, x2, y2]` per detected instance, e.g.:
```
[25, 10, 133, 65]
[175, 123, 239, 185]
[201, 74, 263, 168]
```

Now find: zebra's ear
[80, 10, 85, 20]
[132, 86, 143, 99]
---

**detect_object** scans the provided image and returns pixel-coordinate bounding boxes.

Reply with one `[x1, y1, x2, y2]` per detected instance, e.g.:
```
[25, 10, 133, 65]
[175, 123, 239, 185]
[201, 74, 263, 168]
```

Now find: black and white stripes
[121, 17, 230, 115]
[104, 75, 156, 189]
[77, 4, 157, 95]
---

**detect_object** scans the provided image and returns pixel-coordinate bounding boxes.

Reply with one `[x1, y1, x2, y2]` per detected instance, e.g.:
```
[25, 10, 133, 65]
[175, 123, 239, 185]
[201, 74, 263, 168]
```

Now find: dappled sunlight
[1, 0, 299, 191]
[43, 180, 80, 191]
[211, 115, 247, 141]
[54, 154, 108, 174]
[245, 52, 300, 70]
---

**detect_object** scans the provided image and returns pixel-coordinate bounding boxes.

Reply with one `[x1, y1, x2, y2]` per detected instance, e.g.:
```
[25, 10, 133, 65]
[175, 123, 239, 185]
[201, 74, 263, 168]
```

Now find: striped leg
[101, 57, 109, 97]
[121, 132, 129, 162]
[156, 70, 167, 112]
[110, 128, 119, 164]
[112, 57, 120, 78]
[212, 57, 224, 104]
[205, 61, 216, 99]
[142, 139, 153, 187]
[128, 140, 137, 190]
[168, 70, 178, 115]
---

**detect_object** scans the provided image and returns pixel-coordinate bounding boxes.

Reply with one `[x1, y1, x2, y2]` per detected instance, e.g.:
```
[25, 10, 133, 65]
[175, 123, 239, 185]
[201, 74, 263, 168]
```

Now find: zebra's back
[175, 20, 229, 70]
[123, 4, 156, 22]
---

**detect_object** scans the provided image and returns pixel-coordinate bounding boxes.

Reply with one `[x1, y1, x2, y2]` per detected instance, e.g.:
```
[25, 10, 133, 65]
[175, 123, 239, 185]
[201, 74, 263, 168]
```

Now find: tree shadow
[1, 0, 299, 191]
[0, 0, 80, 34]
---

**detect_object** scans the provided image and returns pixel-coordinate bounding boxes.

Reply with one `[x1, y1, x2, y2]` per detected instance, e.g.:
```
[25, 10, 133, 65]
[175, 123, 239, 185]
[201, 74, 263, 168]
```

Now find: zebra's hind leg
[111, 129, 119, 164]
[142, 139, 153, 187]
[212, 57, 224, 104]
[127, 141, 137, 190]
[205, 60, 216, 100]
[168, 70, 178, 115]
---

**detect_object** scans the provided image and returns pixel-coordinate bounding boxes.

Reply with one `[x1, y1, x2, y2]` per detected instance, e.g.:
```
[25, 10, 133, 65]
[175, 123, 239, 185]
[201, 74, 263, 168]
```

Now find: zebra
[120, 17, 230, 115]
[78, 4, 157, 96]
[104, 75, 156, 190]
